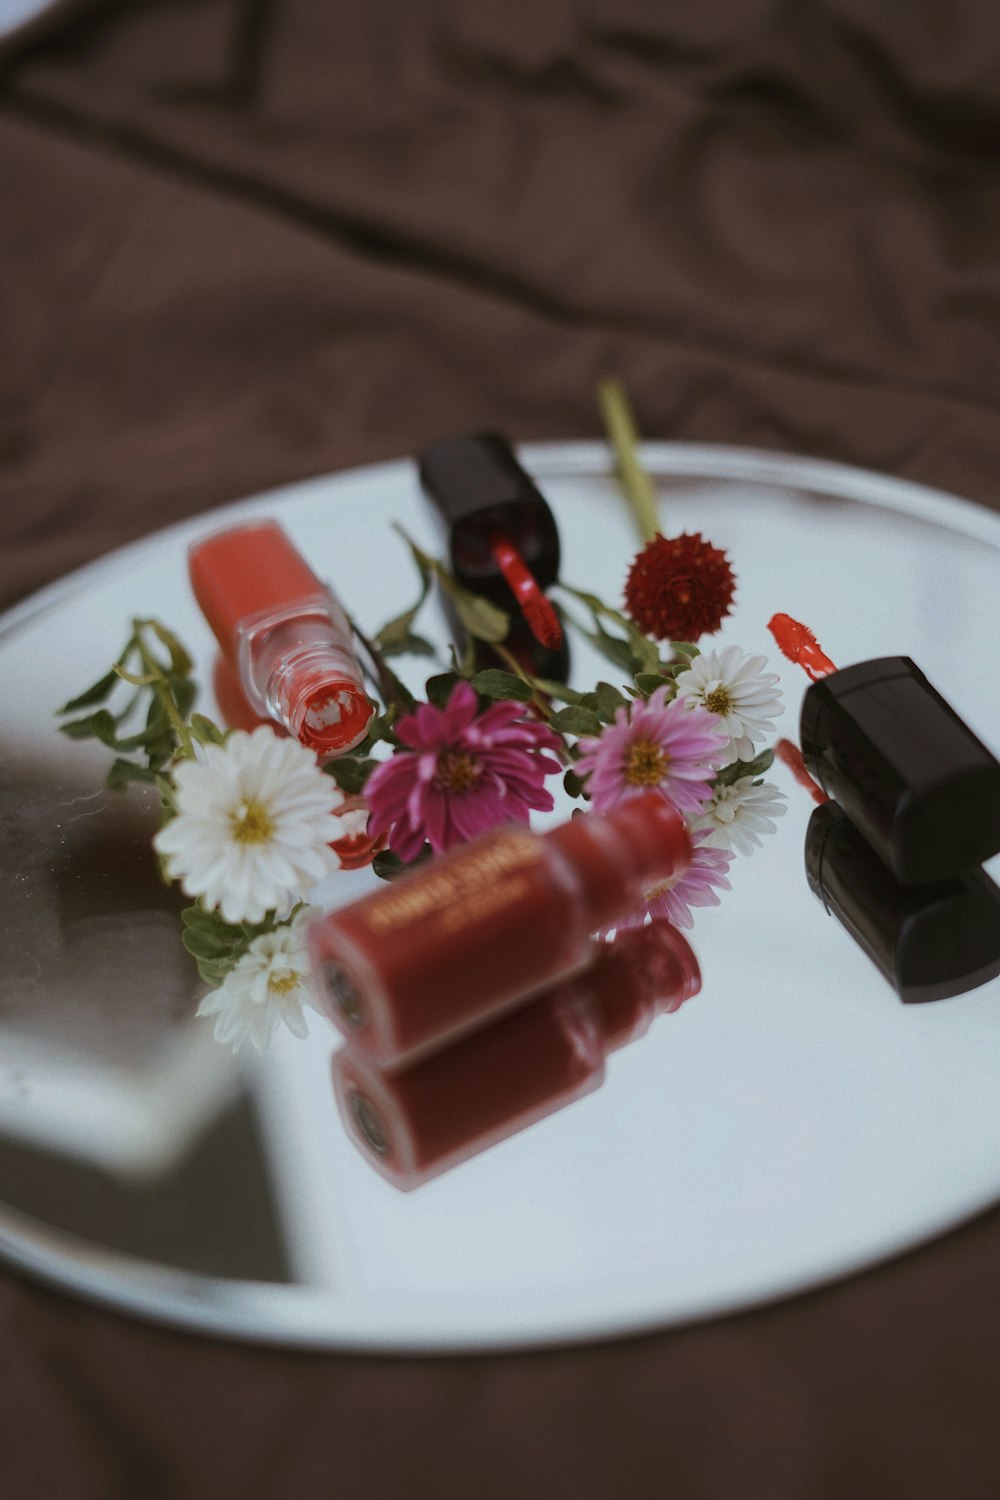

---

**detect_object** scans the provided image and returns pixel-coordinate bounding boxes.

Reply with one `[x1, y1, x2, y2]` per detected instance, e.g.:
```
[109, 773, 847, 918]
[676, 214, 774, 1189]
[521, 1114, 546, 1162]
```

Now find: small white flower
[695, 777, 786, 856]
[154, 726, 344, 924]
[675, 645, 783, 760]
[197, 909, 318, 1053]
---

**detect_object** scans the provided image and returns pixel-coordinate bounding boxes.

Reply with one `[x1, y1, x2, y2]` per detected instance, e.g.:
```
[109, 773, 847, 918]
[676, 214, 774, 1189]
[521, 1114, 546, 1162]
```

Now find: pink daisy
[574, 685, 729, 816]
[616, 831, 733, 931]
[366, 680, 563, 862]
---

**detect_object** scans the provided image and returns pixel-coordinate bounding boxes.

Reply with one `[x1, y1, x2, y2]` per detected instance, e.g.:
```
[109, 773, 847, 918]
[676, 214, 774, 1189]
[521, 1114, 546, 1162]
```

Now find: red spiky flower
[624, 532, 736, 642]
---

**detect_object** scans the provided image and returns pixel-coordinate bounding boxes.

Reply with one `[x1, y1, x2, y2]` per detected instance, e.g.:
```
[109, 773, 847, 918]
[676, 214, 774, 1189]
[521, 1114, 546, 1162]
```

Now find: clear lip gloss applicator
[188, 519, 374, 758]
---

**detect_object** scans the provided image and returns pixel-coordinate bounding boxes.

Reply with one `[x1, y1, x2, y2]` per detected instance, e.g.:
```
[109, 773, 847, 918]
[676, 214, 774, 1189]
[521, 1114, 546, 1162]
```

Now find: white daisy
[154, 726, 344, 924]
[675, 645, 784, 760]
[197, 910, 318, 1052]
[695, 777, 786, 856]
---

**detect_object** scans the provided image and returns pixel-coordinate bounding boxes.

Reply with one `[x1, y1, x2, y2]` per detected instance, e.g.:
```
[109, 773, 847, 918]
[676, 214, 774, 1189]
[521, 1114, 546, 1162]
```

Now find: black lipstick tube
[800, 657, 1000, 885]
[417, 432, 569, 680]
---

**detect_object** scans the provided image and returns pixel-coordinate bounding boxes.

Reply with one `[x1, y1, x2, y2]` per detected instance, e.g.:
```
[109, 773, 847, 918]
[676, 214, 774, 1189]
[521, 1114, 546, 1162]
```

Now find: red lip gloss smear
[767, 612, 837, 682]
[308, 791, 692, 1068]
[189, 520, 373, 757]
[332, 920, 700, 1190]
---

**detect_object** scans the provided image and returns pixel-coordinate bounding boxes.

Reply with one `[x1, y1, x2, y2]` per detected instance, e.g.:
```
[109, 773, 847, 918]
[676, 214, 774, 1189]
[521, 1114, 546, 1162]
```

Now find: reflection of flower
[575, 686, 728, 816]
[695, 777, 786, 856]
[153, 727, 343, 924]
[366, 681, 563, 862]
[624, 532, 736, 642]
[197, 910, 317, 1052]
[617, 832, 733, 931]
[674, 646, 783, 760]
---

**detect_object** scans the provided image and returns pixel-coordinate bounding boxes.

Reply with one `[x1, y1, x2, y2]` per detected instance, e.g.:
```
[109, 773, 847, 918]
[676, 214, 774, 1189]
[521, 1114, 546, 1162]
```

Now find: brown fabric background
[3, 1, 1000, 1494]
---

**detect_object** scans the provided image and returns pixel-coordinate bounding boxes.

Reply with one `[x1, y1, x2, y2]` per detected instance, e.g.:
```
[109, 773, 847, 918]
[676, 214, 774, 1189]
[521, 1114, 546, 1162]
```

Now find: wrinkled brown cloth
[4, 2, 1000, 1495]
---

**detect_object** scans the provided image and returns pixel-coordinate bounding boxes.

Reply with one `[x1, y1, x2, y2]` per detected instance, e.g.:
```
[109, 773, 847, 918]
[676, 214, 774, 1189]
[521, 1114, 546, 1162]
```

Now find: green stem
[597, 377, 660, 543]
[348, 612, 410, 714]
[134, 621, 195, 759]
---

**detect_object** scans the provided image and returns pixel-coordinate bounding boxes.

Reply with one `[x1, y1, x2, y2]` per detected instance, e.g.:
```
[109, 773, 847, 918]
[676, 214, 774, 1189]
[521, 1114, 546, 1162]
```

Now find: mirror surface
[2, 443, 999, 1350]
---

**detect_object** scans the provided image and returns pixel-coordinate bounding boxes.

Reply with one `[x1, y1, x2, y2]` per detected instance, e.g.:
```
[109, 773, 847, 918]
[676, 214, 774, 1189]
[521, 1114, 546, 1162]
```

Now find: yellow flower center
[434, 749, 480, 794]
[704, 686, 733, 716]
[268, 971, 300, 997]
[230, 798, 275, 844]
[644, 876, 677, 900]
[624, 739, 667, 787]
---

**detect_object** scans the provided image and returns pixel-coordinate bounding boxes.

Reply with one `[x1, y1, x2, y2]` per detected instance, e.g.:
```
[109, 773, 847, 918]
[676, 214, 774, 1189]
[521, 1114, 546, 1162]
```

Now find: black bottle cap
[800, 657, 1000, 884]
[805, 800, 1000, 1004]
[417, 432, 561, 596]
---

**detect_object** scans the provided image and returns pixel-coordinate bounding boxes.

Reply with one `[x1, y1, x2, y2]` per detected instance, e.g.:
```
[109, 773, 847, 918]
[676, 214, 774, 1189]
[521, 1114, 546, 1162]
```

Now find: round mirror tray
[1, 443, 998, 1351]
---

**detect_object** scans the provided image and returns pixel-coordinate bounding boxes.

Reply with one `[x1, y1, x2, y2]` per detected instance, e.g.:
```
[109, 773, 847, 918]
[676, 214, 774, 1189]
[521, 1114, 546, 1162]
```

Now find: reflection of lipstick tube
[332, 920, 700, 1190]
[806, 800, 1000, 1003]
[308, 792, 692, 1068]
[418, 432, 569, 678]
[189, 520, 374, 758]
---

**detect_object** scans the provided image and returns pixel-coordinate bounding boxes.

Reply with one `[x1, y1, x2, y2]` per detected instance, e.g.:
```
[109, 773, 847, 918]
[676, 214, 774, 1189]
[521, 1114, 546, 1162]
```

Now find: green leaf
[425, 672, 460, 708]
[181, 905, 228, 935]
[326, 756, 378, 795]
[634, 672, 673, 699]
[189, 713, 225, 746]
[148, 619, 193, 676]
[448, 584, 510, 645]
[372, 847, 432, 881]
[395, 526, 510, 645]
[182, 927, 234, 963]
[374, 549, 433, 654]
[563, 767, 587, 798]
[715, 747, 776, 787]
[195, 958, 233, 987]
[381, 631, 437, 659]
[531, 678, 585, 705]
[57, 669, 123, 715]
[595, 681, 628, 719]
[670, 642, 700, 660]
[591, 621, 639, 674]
[105, 758, 159, 792]
[471, 669, 534, 703]
[549, 706, 604, 737]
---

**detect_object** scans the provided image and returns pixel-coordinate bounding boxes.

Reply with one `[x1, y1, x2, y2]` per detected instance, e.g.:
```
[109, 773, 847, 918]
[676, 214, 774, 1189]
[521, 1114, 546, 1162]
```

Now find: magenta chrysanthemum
[574, 686, 729, 816]
[366, 681, 563, 862]
[617, 831, 733, 931]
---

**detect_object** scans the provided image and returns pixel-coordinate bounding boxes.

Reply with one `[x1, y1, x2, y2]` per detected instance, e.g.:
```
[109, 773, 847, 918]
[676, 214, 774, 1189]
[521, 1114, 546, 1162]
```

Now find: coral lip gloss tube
[188, 519, 374, 758]
[308, 791, 692, 1069]
[332, 920, 700, 1190]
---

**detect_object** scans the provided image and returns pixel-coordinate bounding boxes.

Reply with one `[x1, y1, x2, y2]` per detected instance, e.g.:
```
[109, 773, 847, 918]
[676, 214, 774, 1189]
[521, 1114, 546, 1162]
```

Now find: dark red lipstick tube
[332, 920, 700, 1190]
[308, 792, 692, 1068]
[189, 520, 374, 758]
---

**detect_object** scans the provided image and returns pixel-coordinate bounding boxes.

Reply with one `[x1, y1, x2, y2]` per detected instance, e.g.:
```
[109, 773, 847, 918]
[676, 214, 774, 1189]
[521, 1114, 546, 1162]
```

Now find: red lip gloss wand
[308, 789, 693, 1069]
[331, 920, 701, 1191]
[773, 737, 829, 806]
[487, 528, 563, 651]
[189, 519, 374, 758]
